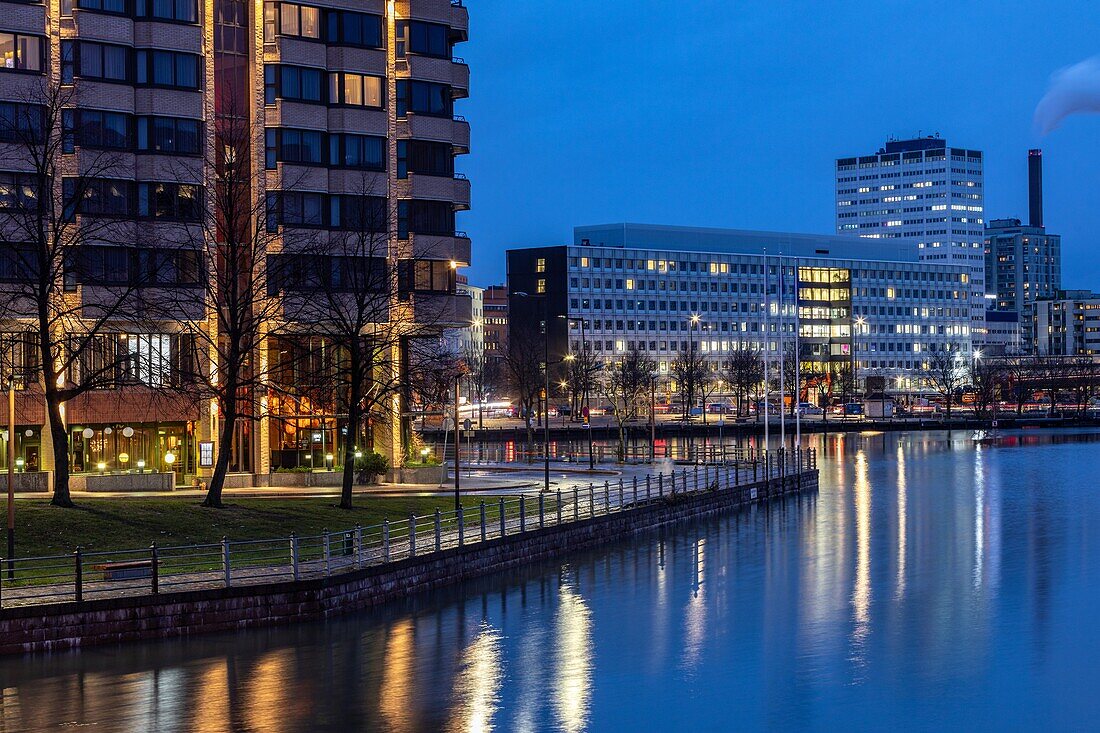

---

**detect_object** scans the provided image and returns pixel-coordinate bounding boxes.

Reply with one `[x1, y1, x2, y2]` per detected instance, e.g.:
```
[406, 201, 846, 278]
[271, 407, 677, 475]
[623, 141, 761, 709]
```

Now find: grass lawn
[8, 494, 514, 559]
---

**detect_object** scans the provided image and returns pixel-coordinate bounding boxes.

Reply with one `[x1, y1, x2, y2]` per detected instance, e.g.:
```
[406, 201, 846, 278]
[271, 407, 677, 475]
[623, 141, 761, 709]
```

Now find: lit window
[536, 278, 546, 294]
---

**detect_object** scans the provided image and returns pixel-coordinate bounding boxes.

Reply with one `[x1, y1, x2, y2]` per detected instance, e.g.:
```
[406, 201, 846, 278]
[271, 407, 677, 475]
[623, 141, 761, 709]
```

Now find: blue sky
[457, 1, 1100, 288]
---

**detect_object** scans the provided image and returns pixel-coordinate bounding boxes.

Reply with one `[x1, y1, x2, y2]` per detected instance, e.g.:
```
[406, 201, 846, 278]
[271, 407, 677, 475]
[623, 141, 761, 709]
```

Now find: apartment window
[268, 254, 387, 294]
[63, 178, 134, 218]
[395, 20, 450, 59]
[329, 194, 386, 231]
[63, 109, 132, 152]
[135, 50, 200, 89]
[67, 245, 201, 287]
[264, 128, 323, 167]
[330, 133, 384, 170]
[262, 2, 320, 41]
[136, 182, 202, 221]
[62, 41, 130, 83]
[265, 64, 323, 103]
[536, 278, 546, 294]
[0, 33, 44, 72]
[328, 71, 383, 107]
[398, 259, 455, 295]
[536, 258, 546, 273]
[396, 199, 454, 239]
[0, 172, 40, 211]
[396, 140, 453, 178]
[0, 245, 36, 284]
[325, 9, 383, 48]
[0, 102, 45, 143]
[136, 116, 201, 155]
[134, 0, 198, 22]
[265, 192, 386, 231]
[395, 80, 452, 118]
[65, 0, 127, 14]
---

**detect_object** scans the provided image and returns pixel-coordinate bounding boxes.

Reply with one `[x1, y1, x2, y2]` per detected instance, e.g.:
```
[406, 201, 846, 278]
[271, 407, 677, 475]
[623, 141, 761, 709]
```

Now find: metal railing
[0, 449, 815, 610]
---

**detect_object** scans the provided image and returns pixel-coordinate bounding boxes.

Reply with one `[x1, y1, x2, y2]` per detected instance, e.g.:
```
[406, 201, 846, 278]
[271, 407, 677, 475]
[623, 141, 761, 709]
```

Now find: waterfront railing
[0, 448, 815, 610]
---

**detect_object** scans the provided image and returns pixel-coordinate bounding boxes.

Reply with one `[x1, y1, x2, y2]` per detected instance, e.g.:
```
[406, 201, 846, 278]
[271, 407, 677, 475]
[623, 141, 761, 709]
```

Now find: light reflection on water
[4, 429, 1100, 731]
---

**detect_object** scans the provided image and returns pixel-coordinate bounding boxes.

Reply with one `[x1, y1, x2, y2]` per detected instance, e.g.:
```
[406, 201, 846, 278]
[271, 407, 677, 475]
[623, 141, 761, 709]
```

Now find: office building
[835, 136, 987, 337]
[1035, 291, 1100, 356]
[509, 224, 973, 395]
[984, 151, 1062, 351]
[0, 0, 471, 484]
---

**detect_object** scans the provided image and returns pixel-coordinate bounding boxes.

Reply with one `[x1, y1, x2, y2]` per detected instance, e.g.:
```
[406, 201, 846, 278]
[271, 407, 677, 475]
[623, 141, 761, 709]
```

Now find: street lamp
[6, 375, 14, 579]
[561, 315, 596, 470]
[853, 316, 867, 401]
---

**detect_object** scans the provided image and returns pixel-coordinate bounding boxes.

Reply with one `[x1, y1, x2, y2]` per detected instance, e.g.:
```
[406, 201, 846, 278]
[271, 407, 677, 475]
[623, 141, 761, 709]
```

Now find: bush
[356, 451, 389, 476]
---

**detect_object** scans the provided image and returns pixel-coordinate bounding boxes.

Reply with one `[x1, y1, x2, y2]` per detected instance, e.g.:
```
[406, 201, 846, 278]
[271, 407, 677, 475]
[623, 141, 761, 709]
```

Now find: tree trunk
[340, 376, 362, 510]
[45, 395, 73, 508]
[204, 393, 237, 508]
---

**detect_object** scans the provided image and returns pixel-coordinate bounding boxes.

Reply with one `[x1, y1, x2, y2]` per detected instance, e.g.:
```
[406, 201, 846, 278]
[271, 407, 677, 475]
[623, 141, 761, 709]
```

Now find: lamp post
[688, 314, 700, 422]
[853, 316, 866, 403]
[650, 371, 658, 464]
[7, 376, 15, 578]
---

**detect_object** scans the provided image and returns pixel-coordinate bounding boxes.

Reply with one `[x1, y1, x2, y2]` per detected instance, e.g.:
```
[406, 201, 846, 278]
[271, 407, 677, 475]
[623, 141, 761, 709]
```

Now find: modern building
[1035, 291, 1100, 356]
[0, 0, 471, 485]
[481, 284, 508, 362]
[978, 310, 1022, 356]
[984, 151, 1062, 351]
[835, 136, 987, 338]
[509, 224, 973, 395]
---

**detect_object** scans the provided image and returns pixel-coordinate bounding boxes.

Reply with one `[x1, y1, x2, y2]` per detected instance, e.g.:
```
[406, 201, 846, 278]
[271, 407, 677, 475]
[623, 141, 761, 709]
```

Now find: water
[4, 429, 1100, 731]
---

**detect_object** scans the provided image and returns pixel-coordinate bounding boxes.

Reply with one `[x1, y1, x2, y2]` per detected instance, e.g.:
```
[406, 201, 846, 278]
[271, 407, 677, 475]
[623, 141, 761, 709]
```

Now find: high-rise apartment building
[835, 136, 987, 338]
[0, 0, 471, 486]
[983, 151, 1062, 352]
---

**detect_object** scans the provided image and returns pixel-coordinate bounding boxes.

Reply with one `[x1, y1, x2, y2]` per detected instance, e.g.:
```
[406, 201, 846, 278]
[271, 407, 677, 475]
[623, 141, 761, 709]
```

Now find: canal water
[3, 429, 1100, 732]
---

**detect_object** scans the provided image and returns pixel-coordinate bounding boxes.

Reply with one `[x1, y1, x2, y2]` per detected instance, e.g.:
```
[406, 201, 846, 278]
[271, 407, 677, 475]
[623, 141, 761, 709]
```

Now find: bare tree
[566, 342, 599, 420]
[598, 345, 656, 461]
[463, 346, 499, 429]
[160, 98, 284, 508]
[722, 342, 763, 416]
[923, 344, 966, 419]
[0, 80, 174, 506]
[968, 357, 1003, 419]
[670, 347, 708, 421]
[503, 319, 543, 457]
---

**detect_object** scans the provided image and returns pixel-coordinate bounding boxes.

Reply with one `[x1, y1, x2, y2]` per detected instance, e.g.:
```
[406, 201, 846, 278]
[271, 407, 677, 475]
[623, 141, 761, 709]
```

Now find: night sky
[457, 1, 1100, 289]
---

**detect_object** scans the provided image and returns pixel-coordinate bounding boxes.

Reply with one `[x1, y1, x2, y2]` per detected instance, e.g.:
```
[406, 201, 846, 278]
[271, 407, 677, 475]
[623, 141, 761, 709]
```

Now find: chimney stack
[1028, 149, 1043, 228]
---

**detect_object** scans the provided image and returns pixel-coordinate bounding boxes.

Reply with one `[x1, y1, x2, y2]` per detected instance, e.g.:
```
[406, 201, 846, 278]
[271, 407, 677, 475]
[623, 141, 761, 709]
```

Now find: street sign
[463, 418, 472, 432]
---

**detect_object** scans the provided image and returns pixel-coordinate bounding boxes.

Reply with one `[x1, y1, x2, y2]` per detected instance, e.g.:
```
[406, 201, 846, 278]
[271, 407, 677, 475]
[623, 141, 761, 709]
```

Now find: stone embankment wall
[0, 470, 817, 655]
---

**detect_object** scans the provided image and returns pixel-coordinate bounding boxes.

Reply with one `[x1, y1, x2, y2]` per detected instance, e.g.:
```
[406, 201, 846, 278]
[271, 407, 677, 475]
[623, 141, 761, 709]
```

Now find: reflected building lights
[553, 579, 593, 733]
[896, 443, 908, 600]
[851, 449, 872, 666]
[245, 649, 295, 733]
[379, 619, 416, 733]
[190, 661, 231, 733]
[974, 447, 985, 588]
[681, 537, 707, 671]
[446, 622, 504, 733]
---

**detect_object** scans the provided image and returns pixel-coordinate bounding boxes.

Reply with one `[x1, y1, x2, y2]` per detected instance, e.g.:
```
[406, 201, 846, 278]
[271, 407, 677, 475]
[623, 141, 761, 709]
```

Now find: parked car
[797, 402, 824, 416]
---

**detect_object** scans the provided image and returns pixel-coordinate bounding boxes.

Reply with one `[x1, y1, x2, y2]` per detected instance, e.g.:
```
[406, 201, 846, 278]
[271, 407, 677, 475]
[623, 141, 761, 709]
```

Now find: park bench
[92, 560, 153, 581]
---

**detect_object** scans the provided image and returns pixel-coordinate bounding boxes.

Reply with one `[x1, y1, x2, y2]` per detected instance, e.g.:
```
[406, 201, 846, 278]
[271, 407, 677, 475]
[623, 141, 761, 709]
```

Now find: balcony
[450, 58, 470, 98]
[402, 173, 469, 210]
[412, 291, 472, 328]
[403, 113, 470, 152]
[410, 233, 470, 266]
[451, 1, 469, 42]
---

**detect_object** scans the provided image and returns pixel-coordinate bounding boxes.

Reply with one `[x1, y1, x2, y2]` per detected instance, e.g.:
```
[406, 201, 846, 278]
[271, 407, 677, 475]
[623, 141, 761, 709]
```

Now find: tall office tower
[984, 150, 1062, 352]
[0, 0, 471, 485]
[835, 136, 986, 339]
